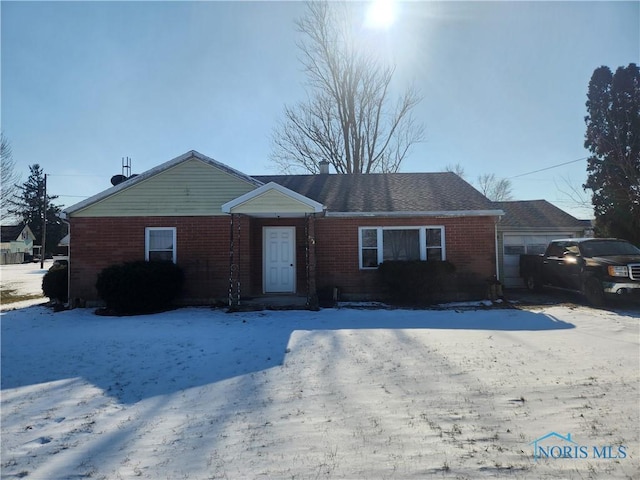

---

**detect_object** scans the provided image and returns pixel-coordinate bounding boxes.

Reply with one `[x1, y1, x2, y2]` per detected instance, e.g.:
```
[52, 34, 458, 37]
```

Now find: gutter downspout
[494, 216, 501, 283]
[60, 212, 71, 308]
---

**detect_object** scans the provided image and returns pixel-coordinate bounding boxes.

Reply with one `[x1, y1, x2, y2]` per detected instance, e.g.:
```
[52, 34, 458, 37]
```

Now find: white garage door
[503, 233, 575, 288]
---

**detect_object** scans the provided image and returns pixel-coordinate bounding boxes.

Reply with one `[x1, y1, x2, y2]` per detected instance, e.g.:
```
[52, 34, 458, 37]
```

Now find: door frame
[263, 226, 296, 293]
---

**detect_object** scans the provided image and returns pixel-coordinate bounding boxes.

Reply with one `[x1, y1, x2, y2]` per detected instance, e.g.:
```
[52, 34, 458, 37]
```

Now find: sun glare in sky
[365, 0, 397, 29]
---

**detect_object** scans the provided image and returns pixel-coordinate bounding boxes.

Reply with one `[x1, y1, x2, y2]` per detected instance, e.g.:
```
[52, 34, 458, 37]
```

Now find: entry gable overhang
[222, 182, 325, 218]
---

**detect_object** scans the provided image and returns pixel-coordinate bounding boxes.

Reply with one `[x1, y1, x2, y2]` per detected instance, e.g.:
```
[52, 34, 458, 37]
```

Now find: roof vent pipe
[318, 160, 330, 175]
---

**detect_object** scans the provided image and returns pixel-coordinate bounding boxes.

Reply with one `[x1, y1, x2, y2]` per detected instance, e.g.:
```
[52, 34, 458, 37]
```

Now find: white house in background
[0, 224, 36, 264]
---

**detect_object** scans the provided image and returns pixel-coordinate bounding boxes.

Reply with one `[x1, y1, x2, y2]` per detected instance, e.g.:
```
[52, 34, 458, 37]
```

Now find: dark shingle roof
[1, 224, 25, 242]
[495, 200, 587, 228]
[253, 173, 497, 213]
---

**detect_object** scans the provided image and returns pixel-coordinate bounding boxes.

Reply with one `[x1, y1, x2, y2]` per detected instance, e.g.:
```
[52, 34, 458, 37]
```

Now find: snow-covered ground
[0, 261, 51, 311]
[1, 266, 639, 479]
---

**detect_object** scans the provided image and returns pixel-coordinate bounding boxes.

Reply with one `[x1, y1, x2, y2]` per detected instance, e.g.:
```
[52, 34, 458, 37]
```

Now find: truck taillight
[608, 266, 629, 277]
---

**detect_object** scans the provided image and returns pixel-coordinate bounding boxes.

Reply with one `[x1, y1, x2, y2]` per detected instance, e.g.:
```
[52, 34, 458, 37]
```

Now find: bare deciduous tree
[476, 173, 513, 201]
[444, 165, 513, 201]
[556, 175, 592, 212]
[1, 133, 21, 222]
[445, 163, 467, 179]
[271, 2, 424, 174]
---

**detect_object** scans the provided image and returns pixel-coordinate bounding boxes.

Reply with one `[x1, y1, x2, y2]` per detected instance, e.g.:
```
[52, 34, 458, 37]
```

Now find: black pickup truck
[519, 238, 640, 306]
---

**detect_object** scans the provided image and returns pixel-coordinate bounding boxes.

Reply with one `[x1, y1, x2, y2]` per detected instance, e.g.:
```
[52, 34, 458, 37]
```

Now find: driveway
[505, 287, 640, 313]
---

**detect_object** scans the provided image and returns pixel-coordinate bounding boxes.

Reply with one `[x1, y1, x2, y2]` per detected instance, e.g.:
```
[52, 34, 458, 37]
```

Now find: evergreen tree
[584, 63, 640, 245]
[8, 164, 66, 254]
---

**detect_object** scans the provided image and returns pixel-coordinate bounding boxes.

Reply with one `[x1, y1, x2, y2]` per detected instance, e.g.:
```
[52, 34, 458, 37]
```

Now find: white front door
[264, 227, 296, 293]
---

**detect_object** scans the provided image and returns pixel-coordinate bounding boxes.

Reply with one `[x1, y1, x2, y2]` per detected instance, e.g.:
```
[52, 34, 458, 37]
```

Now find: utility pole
[40, 173, 47, 269]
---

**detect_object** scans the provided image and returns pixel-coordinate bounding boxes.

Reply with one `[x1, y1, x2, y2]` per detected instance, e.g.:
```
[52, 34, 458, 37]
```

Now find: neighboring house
[495, 200, 591, 288]
[63, 150, 505, 307]
[0, 224, 36, 264]
[55, 233, 70, 260]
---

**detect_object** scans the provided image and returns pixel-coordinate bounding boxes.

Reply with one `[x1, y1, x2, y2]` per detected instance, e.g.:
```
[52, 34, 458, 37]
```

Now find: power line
[47, 173, 103, 178]
[508, 157, 588, 179]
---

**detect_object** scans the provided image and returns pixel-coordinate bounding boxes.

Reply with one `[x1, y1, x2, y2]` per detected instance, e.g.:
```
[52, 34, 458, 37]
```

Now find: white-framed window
[359, 226, 445, 269]
[145, 227, 177, 263]
[425, 227, 444, 261]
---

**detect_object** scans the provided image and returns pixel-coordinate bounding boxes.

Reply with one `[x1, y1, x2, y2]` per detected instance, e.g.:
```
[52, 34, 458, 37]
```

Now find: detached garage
[495, 200, 591, 288]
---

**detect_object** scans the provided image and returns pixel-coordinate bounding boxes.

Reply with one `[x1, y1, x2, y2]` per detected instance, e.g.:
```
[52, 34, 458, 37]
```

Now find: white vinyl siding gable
[230, 189, 317, 214]
[359, 226, 446, 269]
[71, 158, 257, 217]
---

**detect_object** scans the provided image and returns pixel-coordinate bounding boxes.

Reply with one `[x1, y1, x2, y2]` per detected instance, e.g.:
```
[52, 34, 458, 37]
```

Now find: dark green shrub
[96, 261, 185, 314]
[317, 285, 339, 308]
[378, 260, 456, 304]
[42, 265, 68, 302]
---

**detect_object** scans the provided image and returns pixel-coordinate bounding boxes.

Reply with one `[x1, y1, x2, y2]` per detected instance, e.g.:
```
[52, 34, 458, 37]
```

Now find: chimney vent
[318, 160, 330, 174]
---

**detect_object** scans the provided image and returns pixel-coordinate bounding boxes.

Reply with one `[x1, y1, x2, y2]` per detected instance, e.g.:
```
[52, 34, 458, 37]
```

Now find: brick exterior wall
[69, 214, 497, 305]
[69, 216, 235, 305]
[313, 215, 497, 300]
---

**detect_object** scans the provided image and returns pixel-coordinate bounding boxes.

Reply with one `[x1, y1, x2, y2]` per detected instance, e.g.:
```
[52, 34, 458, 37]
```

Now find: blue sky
[2, 1, 638, 219]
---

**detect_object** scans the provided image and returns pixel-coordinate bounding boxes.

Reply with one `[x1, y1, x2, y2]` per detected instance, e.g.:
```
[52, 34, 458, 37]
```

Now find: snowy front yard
[1, 301, 638, 479]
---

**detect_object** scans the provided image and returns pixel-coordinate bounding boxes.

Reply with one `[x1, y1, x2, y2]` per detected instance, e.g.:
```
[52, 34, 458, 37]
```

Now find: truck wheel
[525, 275, 541, 292]
[582, 277, 605, 307]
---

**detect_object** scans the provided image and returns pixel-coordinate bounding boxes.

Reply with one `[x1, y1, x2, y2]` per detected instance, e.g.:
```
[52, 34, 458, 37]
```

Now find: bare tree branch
[1, 133, 21, 222]
[445, 163, 467, 179]
[476, 173, 514, 201]
[555, 175, 592, 211]
[271, 2, 424, 174]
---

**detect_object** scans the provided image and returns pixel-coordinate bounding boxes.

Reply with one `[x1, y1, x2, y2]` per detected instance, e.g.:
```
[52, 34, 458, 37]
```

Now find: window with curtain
[359, 226, 445, 269]
[383, 229, 420, 261]
[145, 227, 176, 262]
